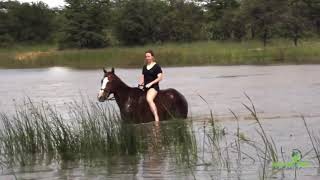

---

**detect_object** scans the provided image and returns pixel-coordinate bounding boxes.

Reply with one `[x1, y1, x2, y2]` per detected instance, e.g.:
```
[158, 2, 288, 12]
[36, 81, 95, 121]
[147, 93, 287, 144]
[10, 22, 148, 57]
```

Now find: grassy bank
[0, 39, 320, 69]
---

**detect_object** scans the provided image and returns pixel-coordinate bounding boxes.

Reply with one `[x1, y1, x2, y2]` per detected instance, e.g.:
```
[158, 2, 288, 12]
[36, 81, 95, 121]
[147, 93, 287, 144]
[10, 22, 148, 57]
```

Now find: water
[0, 65, 320, 179]
[1, 65, 320, 118]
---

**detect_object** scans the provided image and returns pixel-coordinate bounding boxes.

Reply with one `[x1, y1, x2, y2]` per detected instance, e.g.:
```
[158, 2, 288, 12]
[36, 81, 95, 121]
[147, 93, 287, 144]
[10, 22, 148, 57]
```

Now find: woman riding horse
[97, 73, 188, 124]
[138, 50, 163, 122]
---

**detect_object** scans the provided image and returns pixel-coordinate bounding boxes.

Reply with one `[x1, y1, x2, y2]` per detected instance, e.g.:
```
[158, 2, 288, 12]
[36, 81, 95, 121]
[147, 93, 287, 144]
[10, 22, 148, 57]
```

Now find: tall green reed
[302, 116, 320, 166]
[242, 93, 278, 163]
[0, 98, 197, 167]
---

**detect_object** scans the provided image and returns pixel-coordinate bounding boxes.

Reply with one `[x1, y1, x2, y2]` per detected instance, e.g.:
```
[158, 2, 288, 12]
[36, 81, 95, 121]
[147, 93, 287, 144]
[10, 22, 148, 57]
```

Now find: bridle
[100, 88, 115, 101]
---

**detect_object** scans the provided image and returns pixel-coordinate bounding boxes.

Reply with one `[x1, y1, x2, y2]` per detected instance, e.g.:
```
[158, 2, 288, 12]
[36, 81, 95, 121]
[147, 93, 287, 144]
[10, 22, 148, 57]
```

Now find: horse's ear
[111, 67, 115, 74]
[103, 68, 107, 73]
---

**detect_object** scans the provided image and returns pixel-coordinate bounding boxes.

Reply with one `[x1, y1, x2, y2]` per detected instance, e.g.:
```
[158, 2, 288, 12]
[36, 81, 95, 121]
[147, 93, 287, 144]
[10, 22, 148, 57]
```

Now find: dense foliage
[0, 0, 319, 48]
[0, 1, 55, 46]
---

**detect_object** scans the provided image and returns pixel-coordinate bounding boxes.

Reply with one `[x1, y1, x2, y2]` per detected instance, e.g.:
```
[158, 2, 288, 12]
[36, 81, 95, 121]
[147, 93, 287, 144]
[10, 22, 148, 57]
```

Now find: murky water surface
[0, 65, 320, 179]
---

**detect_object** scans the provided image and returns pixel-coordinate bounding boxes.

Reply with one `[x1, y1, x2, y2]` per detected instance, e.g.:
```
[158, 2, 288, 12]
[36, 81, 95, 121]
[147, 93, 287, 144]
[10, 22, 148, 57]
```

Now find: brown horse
[97, 68, 188, 123]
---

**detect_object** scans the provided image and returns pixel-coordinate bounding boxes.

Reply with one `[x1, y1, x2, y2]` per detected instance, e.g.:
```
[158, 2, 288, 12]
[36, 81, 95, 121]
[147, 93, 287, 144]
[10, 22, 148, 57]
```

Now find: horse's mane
[114, 73, 144, 93]
[112, 74, 126, 86]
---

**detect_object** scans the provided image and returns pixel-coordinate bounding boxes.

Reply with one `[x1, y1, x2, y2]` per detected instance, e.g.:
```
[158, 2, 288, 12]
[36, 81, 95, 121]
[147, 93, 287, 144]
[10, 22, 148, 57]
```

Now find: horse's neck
[113, 80, 132, 109]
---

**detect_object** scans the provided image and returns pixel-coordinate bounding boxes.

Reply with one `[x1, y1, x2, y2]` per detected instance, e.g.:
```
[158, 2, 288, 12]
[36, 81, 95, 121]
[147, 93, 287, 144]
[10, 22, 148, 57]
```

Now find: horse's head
[97, 67, 117, 102]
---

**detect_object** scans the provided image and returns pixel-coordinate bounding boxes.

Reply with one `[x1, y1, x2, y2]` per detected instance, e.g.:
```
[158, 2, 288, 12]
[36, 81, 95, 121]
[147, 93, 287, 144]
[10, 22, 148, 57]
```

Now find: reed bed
[0, 98, 197, 167]
[0, 95, 319, 180]
[1, 39, 320, 69]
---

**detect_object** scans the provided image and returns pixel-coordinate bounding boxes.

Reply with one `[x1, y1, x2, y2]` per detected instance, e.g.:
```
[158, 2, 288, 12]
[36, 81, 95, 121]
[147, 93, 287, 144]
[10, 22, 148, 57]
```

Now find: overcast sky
[18, 0, 66, 8]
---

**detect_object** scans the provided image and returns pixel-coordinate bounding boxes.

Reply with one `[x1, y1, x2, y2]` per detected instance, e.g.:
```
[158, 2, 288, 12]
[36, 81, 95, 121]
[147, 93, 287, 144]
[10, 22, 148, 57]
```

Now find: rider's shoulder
[155, 63, 161, 68]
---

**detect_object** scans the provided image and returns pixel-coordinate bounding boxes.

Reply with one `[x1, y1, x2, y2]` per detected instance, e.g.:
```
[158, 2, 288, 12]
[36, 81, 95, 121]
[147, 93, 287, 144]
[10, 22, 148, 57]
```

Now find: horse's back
[131, 87, 188, 122]
[157, 88, 188, 119]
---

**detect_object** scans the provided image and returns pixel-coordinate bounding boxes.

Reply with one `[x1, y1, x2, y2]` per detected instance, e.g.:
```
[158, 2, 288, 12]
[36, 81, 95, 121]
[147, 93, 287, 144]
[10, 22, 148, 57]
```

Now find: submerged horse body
[98, 68, 188, 123]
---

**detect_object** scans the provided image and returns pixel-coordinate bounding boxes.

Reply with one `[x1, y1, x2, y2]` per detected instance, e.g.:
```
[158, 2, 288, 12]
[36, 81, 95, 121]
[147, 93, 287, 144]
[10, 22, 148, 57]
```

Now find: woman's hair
[145, 49, 154, 57]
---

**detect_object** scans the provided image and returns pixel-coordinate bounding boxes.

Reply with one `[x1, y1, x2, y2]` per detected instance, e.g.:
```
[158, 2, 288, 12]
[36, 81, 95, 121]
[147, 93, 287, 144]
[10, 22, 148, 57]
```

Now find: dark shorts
[144, 84, 160, 92]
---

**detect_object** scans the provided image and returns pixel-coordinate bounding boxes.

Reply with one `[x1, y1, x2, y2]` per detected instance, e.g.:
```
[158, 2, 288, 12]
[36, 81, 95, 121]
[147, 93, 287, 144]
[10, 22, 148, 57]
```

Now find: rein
[100, 88, 115, 101]
[107, 97, 116, 101]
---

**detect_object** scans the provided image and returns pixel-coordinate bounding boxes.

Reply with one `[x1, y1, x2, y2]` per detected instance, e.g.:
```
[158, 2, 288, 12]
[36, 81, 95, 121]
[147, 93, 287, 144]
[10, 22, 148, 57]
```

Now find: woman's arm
[153, 73, 163, 84]
[139, 74, 144, 85]
[146, 73, 163, 87]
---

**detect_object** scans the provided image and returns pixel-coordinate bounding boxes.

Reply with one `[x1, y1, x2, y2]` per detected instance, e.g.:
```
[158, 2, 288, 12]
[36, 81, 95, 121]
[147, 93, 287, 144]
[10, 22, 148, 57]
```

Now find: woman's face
[145, 53, 154, 64]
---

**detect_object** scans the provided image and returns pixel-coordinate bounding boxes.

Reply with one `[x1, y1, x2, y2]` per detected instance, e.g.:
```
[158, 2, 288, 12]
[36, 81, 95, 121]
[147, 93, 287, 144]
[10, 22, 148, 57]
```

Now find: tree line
[0, 0, 319, 48]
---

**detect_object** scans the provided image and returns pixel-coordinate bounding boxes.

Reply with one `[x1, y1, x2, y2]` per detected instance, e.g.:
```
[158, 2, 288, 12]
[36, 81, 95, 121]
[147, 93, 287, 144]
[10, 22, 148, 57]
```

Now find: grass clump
[0, 98, 197, 167]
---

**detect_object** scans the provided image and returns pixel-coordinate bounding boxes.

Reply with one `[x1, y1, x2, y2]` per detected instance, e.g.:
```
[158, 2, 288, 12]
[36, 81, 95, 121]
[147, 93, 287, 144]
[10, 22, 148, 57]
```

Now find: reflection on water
[1, 65, 320, 179]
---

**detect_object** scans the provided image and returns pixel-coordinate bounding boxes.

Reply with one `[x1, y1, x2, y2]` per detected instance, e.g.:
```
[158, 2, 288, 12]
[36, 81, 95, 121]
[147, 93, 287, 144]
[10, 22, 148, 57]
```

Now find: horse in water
[97, 68, 188, 123]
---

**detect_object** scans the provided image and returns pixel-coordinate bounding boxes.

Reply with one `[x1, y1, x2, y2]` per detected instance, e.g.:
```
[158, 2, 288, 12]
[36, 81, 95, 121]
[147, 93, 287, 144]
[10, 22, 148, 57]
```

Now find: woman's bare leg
[146, 88, 159, 122]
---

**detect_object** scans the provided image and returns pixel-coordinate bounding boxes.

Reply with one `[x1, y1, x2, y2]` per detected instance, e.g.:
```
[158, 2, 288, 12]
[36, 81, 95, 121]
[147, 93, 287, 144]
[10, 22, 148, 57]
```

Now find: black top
[142, 63, 162, 91]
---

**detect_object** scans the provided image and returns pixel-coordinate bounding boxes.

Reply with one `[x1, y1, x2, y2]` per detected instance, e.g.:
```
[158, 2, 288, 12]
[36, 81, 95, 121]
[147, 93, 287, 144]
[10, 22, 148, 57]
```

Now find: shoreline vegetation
[1, 39, 320, 69]
[0, 97, 319, 179]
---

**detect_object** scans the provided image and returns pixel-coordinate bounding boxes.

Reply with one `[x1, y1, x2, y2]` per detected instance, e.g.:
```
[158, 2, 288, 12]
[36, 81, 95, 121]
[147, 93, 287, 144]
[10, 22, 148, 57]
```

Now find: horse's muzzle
[97, 90, 106, 102]
[97, 95, 106, 102]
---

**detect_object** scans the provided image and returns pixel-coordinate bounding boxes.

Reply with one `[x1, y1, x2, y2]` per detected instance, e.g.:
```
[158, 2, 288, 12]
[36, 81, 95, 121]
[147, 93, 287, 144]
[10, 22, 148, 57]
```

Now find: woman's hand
[138, 84, 144, 89]
[145, 82, 153, 88]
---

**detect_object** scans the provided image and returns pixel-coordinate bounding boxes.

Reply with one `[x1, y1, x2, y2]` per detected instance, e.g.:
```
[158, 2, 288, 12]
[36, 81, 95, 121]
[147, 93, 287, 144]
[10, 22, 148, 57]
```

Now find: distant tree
[115, 0, 169, 45]
[303, 0, 320, 35]
[50, 8, 67, 44]
[200, 0, 240, 40]
[160, 0, 204, 42]
[59, 0, 110, 49]
[240, 0, 287, 46]
[200, 0, 239, 19]
[1, 0, 318, 47]
[0, 33, 14, 47]
[0, 1, 55, 43]
[0, 2, 14, 46]
[225, 10, 246, 40]
[115, 0, 204, 45]
[280, 0, 311, 46]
